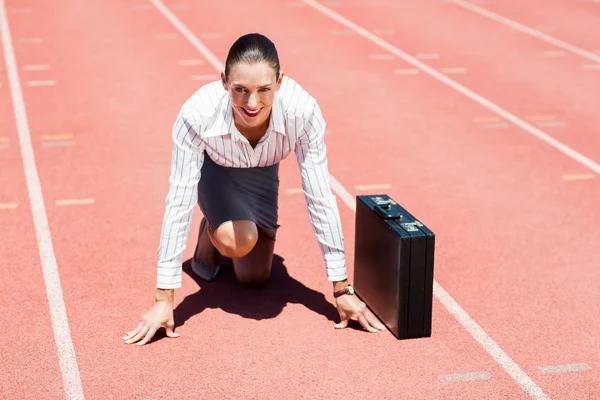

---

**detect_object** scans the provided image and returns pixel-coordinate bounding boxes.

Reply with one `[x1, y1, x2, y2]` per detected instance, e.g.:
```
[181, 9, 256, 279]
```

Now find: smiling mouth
[242, 107, 261, 118]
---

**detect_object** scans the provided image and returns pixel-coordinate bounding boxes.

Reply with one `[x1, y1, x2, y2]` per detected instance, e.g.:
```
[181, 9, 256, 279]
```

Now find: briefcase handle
[374, 203, 403, 220]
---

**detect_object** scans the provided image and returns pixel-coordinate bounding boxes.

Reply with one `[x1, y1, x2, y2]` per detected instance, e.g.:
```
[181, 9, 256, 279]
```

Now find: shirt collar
[202, 91, 286, 140]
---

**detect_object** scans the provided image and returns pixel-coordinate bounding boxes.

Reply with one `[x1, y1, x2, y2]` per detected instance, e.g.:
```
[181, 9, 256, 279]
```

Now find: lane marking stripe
[416, 53, 440, 59]
[0, 1, 85, 399]
[56, 198, 95, 206]
[41, 134, 74, 140]
[370, 54, 395, 60]
[394, 68, 419, 75]
[536, 121, 564, 127]
[0, 203, 18, 209]
[151, 4, 550, 399]
[582, 64, 600, 71]
[562, 174, 595, 180]
[301, 1, 553, 398]
[442, 67, 467, 74]
[27, 80, 55, 86]
[438, 371, 492, 383]
[539, 363, 591, 374]
[301, 0, 600, 180]
[448, 0, 600, 64]
[355, 184, 392, 190]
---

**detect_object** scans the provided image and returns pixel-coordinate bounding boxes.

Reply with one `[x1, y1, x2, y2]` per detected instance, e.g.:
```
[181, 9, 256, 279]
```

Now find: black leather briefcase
[353, 194, 435, 339]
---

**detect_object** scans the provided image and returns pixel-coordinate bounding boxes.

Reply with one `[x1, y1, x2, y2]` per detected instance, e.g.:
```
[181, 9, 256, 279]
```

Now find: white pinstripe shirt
[156, 77, 347, 289]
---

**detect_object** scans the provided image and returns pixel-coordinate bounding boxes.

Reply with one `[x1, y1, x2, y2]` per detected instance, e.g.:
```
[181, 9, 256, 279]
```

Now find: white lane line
[56, 198, 95, 206]
[536, 121, 564, 127]
[302, 1, 553, 399]
[27, 80, 55, 86]
[561, 174, 595, 181]
[539, 363, 591, 374]
[199, 32, 223, 39]
[8, 8, 32, 14]
[41, 134, 74, 140]
[23, 64, 50, 71]
[0, 1, 85, 399]
[19, 37, 42, 44]
[355, 183, 392, 190]
[439, 371, 492, 383]
[149, 4, 549, 398]
[441, 67, 467, 74]
[178, 59, 204, 66]
[582, 64, 600, 71]
[448, 0, 600, 64]
[301, 0, 600, 177]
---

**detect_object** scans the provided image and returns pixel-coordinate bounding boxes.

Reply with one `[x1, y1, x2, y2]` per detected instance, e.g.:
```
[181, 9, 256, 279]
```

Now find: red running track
[0, 0, 598, 399]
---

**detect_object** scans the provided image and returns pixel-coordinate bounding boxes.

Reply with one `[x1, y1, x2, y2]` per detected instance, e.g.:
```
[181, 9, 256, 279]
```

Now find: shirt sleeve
[294, 100, 348, 282]
[156, 104, 206, 289]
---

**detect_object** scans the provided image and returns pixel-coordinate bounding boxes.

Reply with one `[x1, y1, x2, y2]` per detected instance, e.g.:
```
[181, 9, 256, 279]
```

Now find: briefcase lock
[374, 202, 403, 220]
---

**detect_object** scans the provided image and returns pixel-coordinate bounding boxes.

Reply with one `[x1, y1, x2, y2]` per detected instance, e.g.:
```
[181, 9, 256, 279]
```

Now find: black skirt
[197, 151, 280, 240]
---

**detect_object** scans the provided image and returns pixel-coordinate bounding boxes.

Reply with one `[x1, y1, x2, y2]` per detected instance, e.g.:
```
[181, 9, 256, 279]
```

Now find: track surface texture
[1, 0, 598, 399]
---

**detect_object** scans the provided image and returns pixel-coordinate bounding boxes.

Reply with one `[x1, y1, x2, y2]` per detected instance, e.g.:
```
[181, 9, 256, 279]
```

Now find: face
[222, 61, 284, 131]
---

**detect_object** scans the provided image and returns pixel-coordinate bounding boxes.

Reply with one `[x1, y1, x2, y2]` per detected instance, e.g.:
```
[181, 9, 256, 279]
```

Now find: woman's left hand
[334, 293, 387, 333]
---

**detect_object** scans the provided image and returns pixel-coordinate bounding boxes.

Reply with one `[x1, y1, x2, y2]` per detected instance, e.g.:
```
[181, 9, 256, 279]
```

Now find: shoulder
[278, 76, 321, 120]
[178, 80, 227, 122]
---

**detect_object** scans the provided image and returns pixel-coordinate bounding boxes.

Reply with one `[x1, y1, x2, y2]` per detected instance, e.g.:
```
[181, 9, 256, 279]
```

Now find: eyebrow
[233, 83, 273, 89]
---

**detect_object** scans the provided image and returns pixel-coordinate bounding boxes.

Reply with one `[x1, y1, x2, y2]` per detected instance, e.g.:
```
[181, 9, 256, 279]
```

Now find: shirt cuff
[325, 259, 348, 282]
[157, 263, 183, 289]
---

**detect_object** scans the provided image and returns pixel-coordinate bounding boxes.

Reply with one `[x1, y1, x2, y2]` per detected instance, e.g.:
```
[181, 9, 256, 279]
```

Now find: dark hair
[224, 33, 280, 81]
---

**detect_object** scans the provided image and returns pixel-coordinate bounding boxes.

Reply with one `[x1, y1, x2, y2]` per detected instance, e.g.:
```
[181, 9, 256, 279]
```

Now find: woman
[123, 33, 385, 346]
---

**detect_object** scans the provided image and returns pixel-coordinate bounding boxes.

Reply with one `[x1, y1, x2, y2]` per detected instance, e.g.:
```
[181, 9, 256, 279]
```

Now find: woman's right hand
[122, 289, 180, 346]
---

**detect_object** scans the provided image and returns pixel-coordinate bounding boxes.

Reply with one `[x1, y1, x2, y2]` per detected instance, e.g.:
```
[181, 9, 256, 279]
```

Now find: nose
[246, 93, 258, 109]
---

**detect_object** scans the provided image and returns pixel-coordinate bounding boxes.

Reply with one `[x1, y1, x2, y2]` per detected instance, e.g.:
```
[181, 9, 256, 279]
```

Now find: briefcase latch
[374, 201, 403, 220]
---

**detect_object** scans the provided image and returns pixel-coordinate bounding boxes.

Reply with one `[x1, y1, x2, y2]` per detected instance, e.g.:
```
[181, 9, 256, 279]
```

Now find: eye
[234, 87, 245, 93]
[259, 88, 270, 92]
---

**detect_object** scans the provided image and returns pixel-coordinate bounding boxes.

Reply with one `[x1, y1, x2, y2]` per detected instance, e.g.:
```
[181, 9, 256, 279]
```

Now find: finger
[123, 322, 143, 341]
[357, 314, 379, 333]
[364, 310, 387, 331]
[136, 325, 159, 346]
[124, 323, 150, 344]
[165, 321, 180, 338]
[334, 318, 349, 329]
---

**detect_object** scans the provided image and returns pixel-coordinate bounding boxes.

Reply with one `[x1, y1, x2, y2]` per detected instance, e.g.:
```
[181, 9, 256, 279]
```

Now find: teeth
[244, 108, 260, 115]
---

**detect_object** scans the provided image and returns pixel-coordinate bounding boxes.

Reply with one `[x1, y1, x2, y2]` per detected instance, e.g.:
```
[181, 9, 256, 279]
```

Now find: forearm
[333, 278, 349, 292]
[155, 288, 174, 304]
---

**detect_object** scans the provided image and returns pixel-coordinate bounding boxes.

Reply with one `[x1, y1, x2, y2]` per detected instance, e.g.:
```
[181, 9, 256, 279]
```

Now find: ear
[276, 71, 284, 91]
[221, 71, 228, 90]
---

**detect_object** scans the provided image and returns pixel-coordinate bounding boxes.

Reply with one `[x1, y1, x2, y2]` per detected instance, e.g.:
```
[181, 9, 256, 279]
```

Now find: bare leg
[231, 227, 275, 288]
